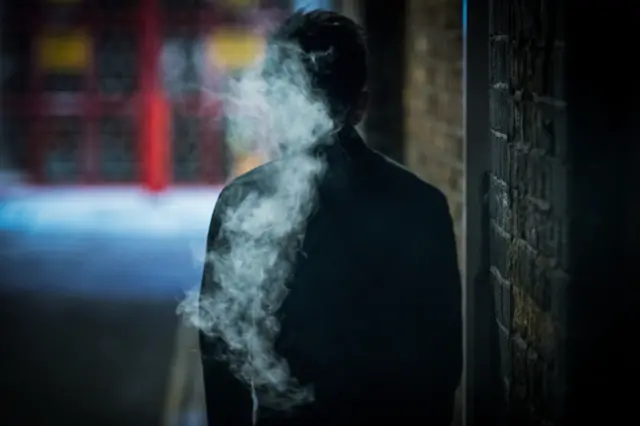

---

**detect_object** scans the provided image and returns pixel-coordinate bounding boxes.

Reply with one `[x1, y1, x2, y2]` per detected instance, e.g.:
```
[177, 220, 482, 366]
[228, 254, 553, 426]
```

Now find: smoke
[177, 38, 336, 420]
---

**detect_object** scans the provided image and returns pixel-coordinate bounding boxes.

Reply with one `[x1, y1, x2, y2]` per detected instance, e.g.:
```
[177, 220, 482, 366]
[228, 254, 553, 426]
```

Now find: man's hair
[267, 10, 368, 118]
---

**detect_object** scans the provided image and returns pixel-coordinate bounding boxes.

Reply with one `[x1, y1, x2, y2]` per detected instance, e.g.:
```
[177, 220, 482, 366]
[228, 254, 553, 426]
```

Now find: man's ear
[349, 89, 370, 126]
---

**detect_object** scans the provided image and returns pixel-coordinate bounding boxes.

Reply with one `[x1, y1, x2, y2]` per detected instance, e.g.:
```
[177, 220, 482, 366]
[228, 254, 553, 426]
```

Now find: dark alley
[1, 0, 638, 425]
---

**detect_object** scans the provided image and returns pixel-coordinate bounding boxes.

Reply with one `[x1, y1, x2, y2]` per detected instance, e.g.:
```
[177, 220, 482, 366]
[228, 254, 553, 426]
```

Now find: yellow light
[37, 31, 90, 72]
[210, 28, 265, 71]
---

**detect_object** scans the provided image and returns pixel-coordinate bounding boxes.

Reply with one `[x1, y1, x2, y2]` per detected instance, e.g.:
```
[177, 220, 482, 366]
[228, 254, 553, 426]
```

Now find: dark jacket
[199, 126, 462, 426]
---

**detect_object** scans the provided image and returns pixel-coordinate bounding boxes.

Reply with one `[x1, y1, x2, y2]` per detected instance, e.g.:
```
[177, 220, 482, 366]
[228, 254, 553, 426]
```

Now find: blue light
[293, 0, 331, 11]
[463, 0, 467, 36]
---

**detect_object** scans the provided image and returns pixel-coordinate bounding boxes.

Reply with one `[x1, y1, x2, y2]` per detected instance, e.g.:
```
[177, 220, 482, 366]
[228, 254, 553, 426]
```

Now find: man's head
[265, 10, 369, 126]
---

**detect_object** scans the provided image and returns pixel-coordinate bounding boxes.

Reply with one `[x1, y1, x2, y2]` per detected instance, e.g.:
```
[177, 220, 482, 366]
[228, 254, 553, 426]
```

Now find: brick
[510, 335, 529, 402]
[512, 0, 539, 41]
[509, 145, 528, 193]
[447, 128, 464, 160]
[445, 62, 462, 94]
[530, 104, 554, 155]
[512, 286, 556, 358]
[490, 38, 509, 85]
[489, 223, 509, 275]
[498, 322, 512, 381]
[490, 134, 509, 183]
[442, 93, 463, 124]
[447, 168, 463, 193]
[503, 277, 513, 329]
[442, 0, 462, 31]
[520, 101, 538, 147]
[421, 60, 438, 87]
[425, 90, 439, 116]
[492, 267, 513, 329]
[527, 152, 552, 203]
[489, 177, 513, 234]
[490, 88, 511, 135]
[490, 0, 511, 35]
[522, 207, 550, 252]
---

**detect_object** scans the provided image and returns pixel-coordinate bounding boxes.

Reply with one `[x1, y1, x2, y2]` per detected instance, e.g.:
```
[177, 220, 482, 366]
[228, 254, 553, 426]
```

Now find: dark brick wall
[489, 0, 568, 424]
[490, 0, 639, 424]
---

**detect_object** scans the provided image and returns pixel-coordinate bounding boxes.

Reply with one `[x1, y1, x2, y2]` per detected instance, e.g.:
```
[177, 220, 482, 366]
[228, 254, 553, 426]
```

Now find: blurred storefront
[0, 0, 291, 191]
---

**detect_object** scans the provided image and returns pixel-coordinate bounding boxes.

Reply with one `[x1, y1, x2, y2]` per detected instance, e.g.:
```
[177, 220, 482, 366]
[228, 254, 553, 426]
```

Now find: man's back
[199, 127, 462, 425]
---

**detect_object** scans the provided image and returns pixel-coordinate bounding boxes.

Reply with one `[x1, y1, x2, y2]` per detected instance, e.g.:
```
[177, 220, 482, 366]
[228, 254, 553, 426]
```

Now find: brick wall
[489, 0, 568, 424]
[404, 0, 464, 258]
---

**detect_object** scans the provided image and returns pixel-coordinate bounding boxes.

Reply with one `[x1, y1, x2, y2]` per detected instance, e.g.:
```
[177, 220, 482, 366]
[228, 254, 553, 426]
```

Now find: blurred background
[4, 0, 635, 426]
[0, 0, 462, 425]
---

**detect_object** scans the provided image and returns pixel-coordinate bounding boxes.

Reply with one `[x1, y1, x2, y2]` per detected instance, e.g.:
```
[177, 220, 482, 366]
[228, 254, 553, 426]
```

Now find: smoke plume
[177, 38, 336, 421]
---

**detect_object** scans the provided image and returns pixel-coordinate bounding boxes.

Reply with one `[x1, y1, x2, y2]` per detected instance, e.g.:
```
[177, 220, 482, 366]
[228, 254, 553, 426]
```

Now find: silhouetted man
[199, 10, 462, 426]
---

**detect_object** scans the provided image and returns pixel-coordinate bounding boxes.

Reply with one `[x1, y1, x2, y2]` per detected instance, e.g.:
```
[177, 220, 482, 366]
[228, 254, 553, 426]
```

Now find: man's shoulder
[218, 150, 450, 214]
[215, 160, 281, 207]
[369, 150, 449, 208]
[229, 160, 277, 187]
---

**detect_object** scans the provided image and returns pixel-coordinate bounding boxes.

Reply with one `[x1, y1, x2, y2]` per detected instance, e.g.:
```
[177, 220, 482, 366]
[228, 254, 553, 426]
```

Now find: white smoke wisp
[177, 40, 336, 420]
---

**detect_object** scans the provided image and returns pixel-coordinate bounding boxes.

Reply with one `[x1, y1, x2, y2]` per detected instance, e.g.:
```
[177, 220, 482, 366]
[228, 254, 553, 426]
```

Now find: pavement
[0, 186, 220, 426]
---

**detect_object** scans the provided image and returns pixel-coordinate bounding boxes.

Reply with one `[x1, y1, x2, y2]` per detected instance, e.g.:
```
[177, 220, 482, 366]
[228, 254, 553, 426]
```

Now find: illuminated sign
[210, 29, 265, 71]
[37, 31, 90, 72]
